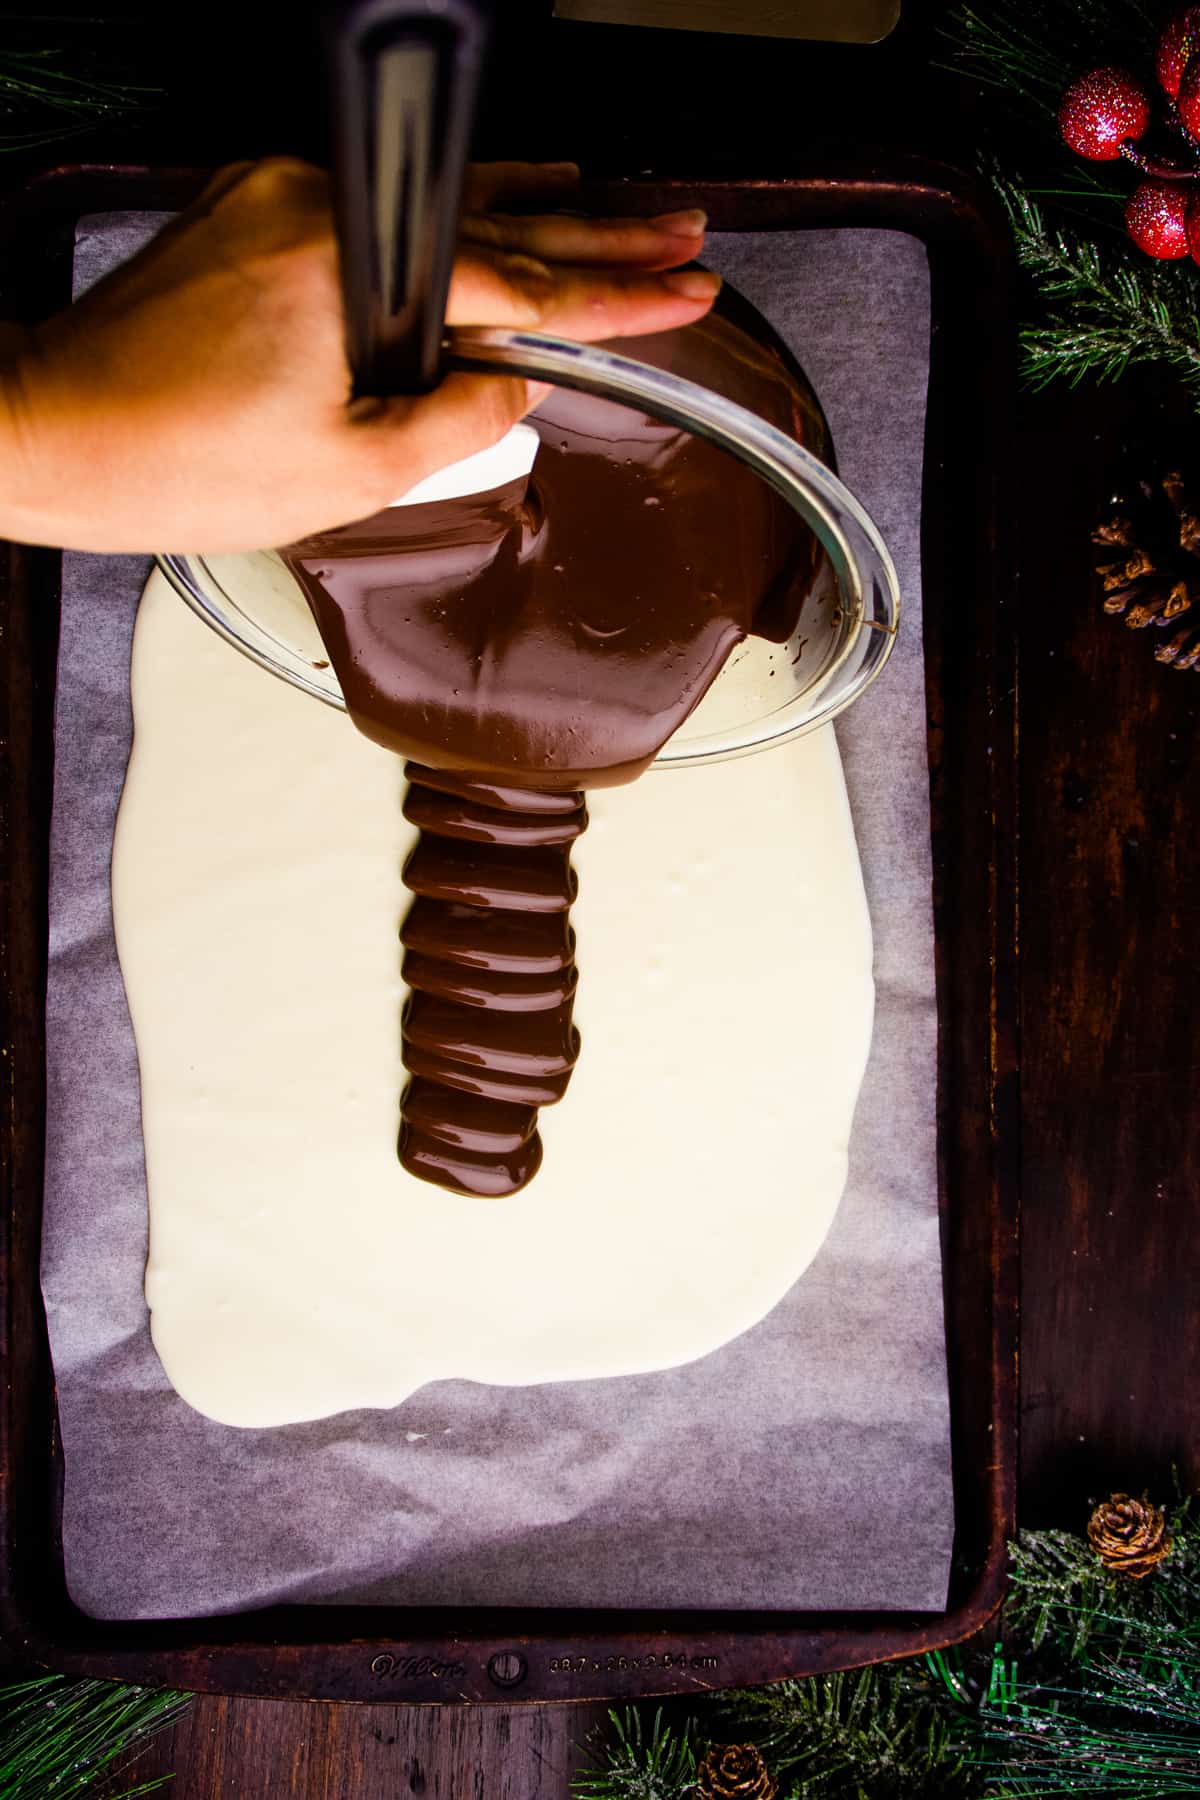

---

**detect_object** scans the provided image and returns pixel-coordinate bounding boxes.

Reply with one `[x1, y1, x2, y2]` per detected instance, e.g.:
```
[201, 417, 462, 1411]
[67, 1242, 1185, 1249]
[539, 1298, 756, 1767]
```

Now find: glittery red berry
[1179, 50, 1200, 138]
[1158, 6, 1200, 96]
[1059, 67, 1150, 161]
[1126, 181, 1191, 258]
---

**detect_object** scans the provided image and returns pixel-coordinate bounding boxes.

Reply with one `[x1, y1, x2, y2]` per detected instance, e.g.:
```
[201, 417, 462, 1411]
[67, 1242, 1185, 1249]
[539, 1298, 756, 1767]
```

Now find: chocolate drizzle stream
[398, 764, 583, 1194]
[280, 302, 831, 1196]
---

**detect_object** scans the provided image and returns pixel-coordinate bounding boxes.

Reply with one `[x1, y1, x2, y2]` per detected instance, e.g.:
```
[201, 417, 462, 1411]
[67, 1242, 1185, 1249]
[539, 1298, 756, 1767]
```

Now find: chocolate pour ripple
[281, 301, 831, 1197]
[399, 764, 584, 1195]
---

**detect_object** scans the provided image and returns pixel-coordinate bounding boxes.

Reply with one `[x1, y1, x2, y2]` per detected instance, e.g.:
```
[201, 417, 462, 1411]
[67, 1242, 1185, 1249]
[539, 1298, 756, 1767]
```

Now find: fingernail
[525, 380, 554, 410]
[660, 269, 722, 300]
[542, 161, 581, 179]
[650, 208, 707, 235]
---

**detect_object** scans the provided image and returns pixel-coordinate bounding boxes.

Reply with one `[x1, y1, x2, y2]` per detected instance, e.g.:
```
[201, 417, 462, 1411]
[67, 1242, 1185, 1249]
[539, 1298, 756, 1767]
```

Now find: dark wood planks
[1016, 373, 1200, 1522]
[102, 1696, 607, 1799]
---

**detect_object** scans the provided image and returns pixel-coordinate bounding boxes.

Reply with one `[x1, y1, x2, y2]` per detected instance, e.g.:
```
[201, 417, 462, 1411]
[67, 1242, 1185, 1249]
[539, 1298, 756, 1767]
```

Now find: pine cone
[694, 1743, 777, 1800]
[1092, 468, 1200, 668]
[1087, 1493, 1172, 1577]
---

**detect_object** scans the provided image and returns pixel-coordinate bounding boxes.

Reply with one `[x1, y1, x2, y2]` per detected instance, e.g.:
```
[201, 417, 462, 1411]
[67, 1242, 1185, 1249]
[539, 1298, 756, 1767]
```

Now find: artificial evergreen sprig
[941, 0, 1200, 405]
[572, 1506, 1200, 1800]
[573, 1707, 697, 1800]
[0, 19, 163, 152]
[996, 176, 1200, 398]
[572, 1665, 975, 1800]
[0, 1675, 190, 1799]
[942, 2, 1157, 123]
[1005, 1496, 1199, 1658]
[973, 1648, 1200, 1795]
[711, 1668, 972, 1800]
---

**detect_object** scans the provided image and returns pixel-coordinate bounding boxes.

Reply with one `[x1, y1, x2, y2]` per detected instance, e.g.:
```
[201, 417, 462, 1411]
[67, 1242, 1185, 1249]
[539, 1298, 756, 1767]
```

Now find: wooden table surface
[1014, 376, 1200, 1525]
[9, 6, 1200, 1795]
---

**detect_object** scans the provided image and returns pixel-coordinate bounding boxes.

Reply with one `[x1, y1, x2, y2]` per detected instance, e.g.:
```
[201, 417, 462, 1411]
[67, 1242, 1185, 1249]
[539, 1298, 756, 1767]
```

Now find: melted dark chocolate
[281, 305, 829, 1198]
[398, 763, 583, 1194]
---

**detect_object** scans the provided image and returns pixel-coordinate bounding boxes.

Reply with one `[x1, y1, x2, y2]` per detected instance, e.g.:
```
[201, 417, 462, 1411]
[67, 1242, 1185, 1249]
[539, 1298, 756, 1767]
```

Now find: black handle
[325, 0, 491, 398]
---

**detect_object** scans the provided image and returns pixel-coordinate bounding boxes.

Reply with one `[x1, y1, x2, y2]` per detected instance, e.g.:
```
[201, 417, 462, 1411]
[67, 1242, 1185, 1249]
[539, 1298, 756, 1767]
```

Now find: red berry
[1126, 181, 1191, 258]
[1059, 66, 1150, 160]
[1158, 6, 1200, 96]
[1180, 50, 1200, 137]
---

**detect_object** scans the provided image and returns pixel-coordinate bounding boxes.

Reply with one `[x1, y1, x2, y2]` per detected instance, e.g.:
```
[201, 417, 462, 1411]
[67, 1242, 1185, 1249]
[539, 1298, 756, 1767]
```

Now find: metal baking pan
[0, 158, 1017, 1702]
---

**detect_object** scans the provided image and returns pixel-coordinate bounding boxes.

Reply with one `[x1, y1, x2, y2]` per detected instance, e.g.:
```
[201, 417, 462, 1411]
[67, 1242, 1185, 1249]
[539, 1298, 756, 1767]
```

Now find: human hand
[0, 157, 719, 554]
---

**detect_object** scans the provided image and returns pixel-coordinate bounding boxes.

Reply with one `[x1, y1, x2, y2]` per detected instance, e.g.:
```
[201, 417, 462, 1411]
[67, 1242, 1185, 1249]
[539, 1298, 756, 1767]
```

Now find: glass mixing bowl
[156, 325, 900, 770]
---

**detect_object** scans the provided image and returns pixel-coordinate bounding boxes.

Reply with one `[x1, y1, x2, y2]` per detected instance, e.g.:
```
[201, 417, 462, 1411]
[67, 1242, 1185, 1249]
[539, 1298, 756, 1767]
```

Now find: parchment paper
[41, 215, 949, 1620]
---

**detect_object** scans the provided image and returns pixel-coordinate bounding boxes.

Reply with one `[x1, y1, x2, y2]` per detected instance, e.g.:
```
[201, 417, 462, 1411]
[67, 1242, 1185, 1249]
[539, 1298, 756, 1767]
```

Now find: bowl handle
[323, 0, 492, 398]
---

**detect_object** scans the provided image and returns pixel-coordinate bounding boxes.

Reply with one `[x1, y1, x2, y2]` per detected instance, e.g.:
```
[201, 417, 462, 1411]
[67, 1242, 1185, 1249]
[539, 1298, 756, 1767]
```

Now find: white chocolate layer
[112, 570, 875, 1429]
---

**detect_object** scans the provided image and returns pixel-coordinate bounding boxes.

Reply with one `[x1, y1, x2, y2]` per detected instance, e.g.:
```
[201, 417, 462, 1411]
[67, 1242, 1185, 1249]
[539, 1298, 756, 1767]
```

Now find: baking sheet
[41, 214, 949, 1619]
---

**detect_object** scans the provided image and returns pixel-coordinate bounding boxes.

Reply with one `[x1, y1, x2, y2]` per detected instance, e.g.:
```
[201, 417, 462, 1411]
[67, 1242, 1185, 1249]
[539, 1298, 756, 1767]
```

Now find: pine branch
[572, 1708, 695, 1800]
[0, 49, 161, 111]
[975, 1655, 1200, 1796]
[1004, 1500, 1200, 1661]
[939, 1, 1158, 122]
[971, 1505, 1200, 1795]
[0, 1676, 191, 1800]
[715, 1668, 974, 1799]
[937, 7, 1077, 117]
[0, 29, 163, 153]
[992, 178, 1200, 401]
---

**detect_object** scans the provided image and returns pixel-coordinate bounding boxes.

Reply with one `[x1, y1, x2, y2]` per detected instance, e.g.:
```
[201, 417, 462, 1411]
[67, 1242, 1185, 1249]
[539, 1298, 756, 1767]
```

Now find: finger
[463, 160, 581, 213]
[447, 250, 722, 340]
[352, 371, 544, 497]
[460, 208, 706, 271]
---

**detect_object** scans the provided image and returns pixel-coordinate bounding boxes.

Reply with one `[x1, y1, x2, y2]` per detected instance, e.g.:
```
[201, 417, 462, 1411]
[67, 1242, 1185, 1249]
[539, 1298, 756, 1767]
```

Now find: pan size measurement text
[548, 1652, 719, 1675]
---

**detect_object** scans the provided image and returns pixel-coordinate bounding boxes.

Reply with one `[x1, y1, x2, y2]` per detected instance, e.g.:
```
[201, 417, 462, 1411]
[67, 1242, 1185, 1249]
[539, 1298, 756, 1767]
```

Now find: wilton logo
[370, 1653, 466, 1682]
